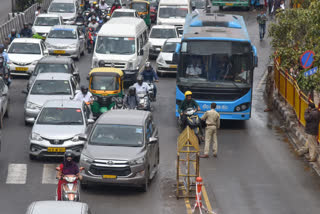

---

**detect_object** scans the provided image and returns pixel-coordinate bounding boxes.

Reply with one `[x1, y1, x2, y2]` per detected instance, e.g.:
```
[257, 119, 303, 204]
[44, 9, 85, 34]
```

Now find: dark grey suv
[79, 110, 159, 192]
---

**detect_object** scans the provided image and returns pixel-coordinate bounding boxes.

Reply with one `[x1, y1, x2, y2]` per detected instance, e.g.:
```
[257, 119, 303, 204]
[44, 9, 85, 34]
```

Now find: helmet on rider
[64, 151, 73, 162]
[95, 4, 99, 9]
[81, 85, 88, 95]
[128, 86, 136, 96]
[93, 1, 98, 5]
[137, 75, 144, 86]
[185, 91, 192, 101]
[145, 61, 151, 68]
[23, 23, 29, 28]
[11, 28, 16, 36]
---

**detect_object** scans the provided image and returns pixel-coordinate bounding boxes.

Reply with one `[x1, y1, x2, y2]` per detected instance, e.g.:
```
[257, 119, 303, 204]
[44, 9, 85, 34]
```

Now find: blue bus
[175, 13, 257, 120]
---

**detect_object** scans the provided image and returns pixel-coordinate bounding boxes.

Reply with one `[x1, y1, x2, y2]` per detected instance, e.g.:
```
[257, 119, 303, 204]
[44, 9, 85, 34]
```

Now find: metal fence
[0, 0, 52, 44]
[274, 58, 320, 142]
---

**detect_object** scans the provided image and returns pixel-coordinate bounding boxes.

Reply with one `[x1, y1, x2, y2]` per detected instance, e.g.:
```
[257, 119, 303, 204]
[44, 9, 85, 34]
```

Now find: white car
[156, 38, 180, 76]
[7, 38, 48, 76]
[111, 9, 139, 19]
[149, 25, 178, 58]
[32, 14, 64, 39]
[48, 0, 78, 24]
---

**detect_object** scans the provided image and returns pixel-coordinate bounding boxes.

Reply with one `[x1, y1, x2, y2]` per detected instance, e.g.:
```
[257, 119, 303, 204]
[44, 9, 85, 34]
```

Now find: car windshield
[48, 29, 77, 39]
[162, 41, 178, 52]
[34, 63, 69, 75]
[112, 11, 135, 18]
[105, 0, 120, 6]
[34, 17, 60, 26]
[49, 3, 75, 13]
[159, 6, 188, 18]
[37, 107, 83, 125]
[150, 28, 177, 38]
[8, 43, 41, 54]
[31, 80, 72, 95]
[91, 76, 119, 91]
[131, 2, 147, 12]
[96, 36, 135, 55]
[90, 124, 144, 147]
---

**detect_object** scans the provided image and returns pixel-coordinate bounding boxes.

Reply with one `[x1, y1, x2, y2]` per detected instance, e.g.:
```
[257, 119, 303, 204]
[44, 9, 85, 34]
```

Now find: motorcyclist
[110, 0, 121, 15]
[56, 151, 81, 201]
[141, 61, 159, 100]
[75, 12, 85, 23]
[178, 91, 200, 128]
[0, 56, 11, 87]
[0, 44, 9, 64]
[84, 0, 90, 10]
[88, 9, 100, 22]
[8, 29, 21, 43]
[123, 86, 140, 109]
[99, 0, 109, 10]
[133, 75, 151, 95]
[94, 4, 102, 17]
[74, 85, 93, 104]
[20, 23, 32, 38]
[88, 18, 99, 31]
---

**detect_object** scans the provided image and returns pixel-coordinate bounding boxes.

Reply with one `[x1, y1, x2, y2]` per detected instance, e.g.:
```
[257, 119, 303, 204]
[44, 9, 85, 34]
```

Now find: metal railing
[0, 0, 52, 44]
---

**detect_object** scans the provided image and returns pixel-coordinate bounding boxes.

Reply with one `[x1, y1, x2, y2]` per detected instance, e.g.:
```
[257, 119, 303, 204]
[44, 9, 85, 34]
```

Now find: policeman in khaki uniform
[200, 103, 220, 158]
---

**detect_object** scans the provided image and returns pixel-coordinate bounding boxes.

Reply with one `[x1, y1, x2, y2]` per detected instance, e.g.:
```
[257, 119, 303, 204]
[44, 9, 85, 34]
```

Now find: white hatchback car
[149, 25, 178, 58]
[156, 38, 181, 76]
[7, 38, 48, 76]
[32, 14, 64, 39]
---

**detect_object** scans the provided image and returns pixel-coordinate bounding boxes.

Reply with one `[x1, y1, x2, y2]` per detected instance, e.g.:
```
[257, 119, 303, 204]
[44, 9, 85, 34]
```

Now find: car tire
[76, 51, 81, 61]
[157, 71, 163, 77]
[140, 167, 149, 192]
[24, 120, 29, 126]
[29, 154, 36, 160]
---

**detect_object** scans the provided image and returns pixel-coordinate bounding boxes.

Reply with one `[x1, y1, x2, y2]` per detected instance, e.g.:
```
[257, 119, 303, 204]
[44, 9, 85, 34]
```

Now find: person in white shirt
[99, 0, 109, 10]
[74, 85, 93, 103]
[186, 58, 202, 77]
[133, 75, 151, 94]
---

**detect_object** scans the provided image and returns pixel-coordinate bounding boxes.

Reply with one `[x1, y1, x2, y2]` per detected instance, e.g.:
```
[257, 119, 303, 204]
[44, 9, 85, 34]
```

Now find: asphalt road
[1, 8, 320, 214]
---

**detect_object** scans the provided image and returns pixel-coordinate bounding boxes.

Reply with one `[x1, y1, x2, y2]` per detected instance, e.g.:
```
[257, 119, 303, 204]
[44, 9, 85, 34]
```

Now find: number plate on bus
[47, 147, 66, 152]
[103, 175, 117, 179]
[16, 67, 28, 71]
[53, 50, 66, 54]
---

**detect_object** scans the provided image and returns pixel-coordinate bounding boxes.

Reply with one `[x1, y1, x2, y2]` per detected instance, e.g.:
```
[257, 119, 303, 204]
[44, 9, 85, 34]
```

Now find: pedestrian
[257, 10, 267, 41]
[200, 103, 220, 158]
[298, 103, 320, 162]
[268, 0, 274, 15]
[35, 6, 41, 16]
[264, 66, 274, 112]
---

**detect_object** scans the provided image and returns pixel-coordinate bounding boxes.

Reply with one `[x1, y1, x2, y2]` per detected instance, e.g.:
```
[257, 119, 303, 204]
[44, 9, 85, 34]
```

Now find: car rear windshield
[34, 17, 60, 26]
[112, 12, 135, 18]
[31, 80, 72, 95]
[34, 63, 69, 75]
[131, 2, 147, 12]
[150, 28, 177, 39]
[90, 124, 144, 147]
[49, 3, 75, 13]
[8, 43, 41, 54]
[37, 107, 83, 125]
[48, 29, 77, 39]
[162, 42, 178, 52]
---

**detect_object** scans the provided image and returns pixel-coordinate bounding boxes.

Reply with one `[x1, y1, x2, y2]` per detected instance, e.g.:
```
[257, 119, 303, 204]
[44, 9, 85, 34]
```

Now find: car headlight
[129, 157, 145, 165]
[127, 61, 133, 70]
[157, 56, 165, 65]
[7, 61, 12, 65]
[71, 134, 81, 142]
[46, 43, 53, 48]
[31, 132, 43, 141]
[67, 44, 77, 49]
[26, 101, 41, 110]
[92, 57, 99, 68]
[80, 154, 93, 164]
[32, 60, 39, 65]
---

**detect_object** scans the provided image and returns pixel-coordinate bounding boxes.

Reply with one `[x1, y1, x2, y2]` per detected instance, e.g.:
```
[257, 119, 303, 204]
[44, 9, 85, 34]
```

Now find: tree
[269, 1, 320, 100]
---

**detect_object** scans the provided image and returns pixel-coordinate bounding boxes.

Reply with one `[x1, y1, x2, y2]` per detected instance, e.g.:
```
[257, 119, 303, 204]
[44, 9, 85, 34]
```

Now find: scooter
[146, 81, 155, 102]
[137, 91, 151, 111]
[179, 108, 203, 143]
[56, 166, 84, 201]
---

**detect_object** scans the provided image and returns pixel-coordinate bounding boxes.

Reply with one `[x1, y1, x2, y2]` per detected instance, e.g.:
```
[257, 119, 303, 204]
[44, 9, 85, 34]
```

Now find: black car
[27, 56, 80, 91]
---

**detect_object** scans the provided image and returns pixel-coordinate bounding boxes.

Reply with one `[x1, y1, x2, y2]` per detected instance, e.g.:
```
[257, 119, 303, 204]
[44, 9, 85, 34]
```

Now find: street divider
[192, 177, 216, 214]
[274, 57, 320, 142]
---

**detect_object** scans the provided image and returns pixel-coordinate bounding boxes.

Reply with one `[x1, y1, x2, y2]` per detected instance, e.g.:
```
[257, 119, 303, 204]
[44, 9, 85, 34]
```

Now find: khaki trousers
[307, 134, 318, 161]
[204, 126, 217, 155]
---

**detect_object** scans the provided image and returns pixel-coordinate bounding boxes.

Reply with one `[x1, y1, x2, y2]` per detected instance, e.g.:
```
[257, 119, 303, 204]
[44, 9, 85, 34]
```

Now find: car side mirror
[79, 35, 85, 39]
[148, 137, 158, 144]
[87, 119, 95, 124]
[22, 89, 28, 94]
[73, 71, 79, 76]
[2, 91, 7, 96]
[44, 50, 48, 55]
[28, 118, 35, 123]
[79, 133, 88, 141]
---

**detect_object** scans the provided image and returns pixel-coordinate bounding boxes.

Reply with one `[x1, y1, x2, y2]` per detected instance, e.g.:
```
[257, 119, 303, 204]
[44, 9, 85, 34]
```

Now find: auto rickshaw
[88, 67, 124, 118]
[129, 0, 151, 27]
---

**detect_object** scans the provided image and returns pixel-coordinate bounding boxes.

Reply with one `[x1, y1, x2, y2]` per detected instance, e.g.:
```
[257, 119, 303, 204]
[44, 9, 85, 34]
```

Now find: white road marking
[42, 164, 58, 184]
[6, 164, 27, 184]
[257, 70, 269, 90]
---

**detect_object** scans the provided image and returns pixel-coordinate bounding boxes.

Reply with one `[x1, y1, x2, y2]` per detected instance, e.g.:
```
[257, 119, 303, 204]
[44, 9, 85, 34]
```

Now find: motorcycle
[146, 81, 155, 102]
[56, 166, 84, 201]
[179, 108, 203, 143]
[87, 28, 96, 53]
[137, 91, 151, 111]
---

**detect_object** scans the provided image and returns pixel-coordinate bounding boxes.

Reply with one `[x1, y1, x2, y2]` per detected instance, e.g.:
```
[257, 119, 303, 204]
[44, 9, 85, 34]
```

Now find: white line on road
[257, 69, 269, 90]
[6, 164, 27, 184]
[42, 164, 58, 184]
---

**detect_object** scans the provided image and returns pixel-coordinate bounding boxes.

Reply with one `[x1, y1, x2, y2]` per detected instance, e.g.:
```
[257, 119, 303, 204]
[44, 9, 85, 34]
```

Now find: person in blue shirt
[8, 29, 20, 43]
[141, 61, 159, 100]
[0, 44, 9, 65]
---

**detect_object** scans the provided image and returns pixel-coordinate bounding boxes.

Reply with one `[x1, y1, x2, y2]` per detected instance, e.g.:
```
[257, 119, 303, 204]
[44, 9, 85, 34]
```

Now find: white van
[157, 0, 191, 35]
[92, 17, 149, 83]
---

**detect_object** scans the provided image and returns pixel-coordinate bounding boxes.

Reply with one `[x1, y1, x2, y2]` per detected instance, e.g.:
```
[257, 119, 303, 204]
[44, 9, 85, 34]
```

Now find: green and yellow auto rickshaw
[88, 67, 124, 118]
[129, 0, 151, 27]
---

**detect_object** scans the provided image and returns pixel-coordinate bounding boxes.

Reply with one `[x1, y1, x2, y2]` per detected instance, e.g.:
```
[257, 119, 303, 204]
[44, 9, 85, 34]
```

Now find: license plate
[225, 3, 233, 5]
[169, 65, 177, 68]
[103, 175, 117, 179]
[53, 50, 66, 54]
[47, 147, 66, 152]
[15, 67, 28, 71]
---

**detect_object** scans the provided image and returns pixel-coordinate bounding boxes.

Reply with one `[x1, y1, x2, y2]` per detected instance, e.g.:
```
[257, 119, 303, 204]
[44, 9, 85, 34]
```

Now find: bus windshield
[178, 41, 253, 87]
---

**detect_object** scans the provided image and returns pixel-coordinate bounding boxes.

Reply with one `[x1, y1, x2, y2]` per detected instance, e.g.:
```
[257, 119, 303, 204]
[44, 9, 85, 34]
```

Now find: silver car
[48, 0, 78, 24]
[29, 100, 94, 160]
[79, 110, 159, 192]
[45, 25, 86, 60]
[26, 201, 91, 214]
[23, 73, 79, 125]
[0, 77, 9, 129]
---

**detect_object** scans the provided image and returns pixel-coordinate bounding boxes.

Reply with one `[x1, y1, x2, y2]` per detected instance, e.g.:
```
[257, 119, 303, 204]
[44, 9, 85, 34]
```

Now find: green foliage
[269, 1, 320, 93]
